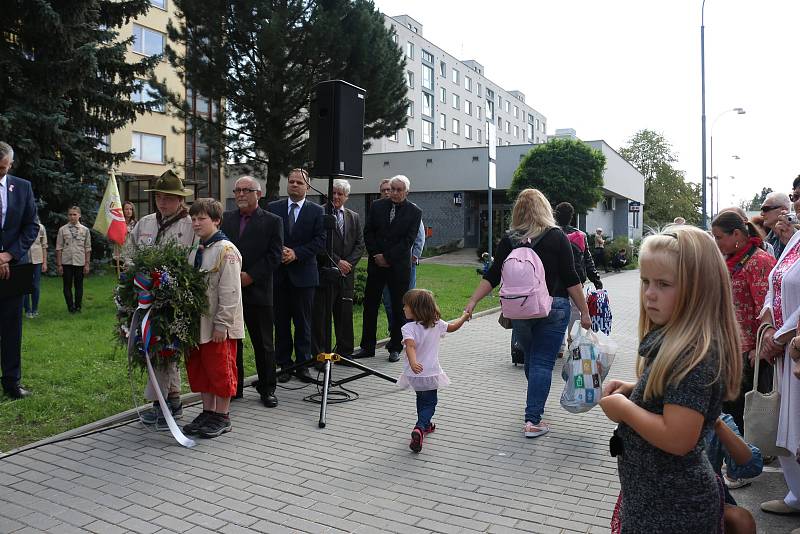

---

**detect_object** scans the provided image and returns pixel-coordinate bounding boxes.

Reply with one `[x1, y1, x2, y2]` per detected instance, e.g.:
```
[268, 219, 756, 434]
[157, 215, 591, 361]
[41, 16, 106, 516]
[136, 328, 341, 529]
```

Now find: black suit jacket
[267, 198, 325, 287]
[325, 207, 365, 292]
[1, 175, 38, 264]
[363, 198, 422, 270]
[221, 207, 283, 307]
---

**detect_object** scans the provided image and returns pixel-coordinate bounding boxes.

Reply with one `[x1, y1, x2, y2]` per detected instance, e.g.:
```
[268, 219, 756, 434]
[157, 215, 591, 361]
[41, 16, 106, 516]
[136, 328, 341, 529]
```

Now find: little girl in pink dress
[398, 289, 469, 453]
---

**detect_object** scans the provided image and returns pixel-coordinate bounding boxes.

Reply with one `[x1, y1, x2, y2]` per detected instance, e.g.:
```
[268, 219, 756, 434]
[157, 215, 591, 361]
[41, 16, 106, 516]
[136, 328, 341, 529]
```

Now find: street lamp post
[701, 0, 707, 228]
[710, 107, 745, 218]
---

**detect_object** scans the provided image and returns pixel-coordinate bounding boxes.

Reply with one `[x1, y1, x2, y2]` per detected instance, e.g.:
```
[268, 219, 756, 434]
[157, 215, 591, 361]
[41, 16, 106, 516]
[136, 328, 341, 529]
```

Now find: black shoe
[388, 351, 401, 362]
[351, 348, 375, 359]
[4, 385, 31, 399]
[261, 390, 278, 408]
[199, 413, 232, 438]
[295, 367, 313, 383]
[182, 411, 212, 436]
[232, 393, 243, 400]
[277, 366, 292, 383]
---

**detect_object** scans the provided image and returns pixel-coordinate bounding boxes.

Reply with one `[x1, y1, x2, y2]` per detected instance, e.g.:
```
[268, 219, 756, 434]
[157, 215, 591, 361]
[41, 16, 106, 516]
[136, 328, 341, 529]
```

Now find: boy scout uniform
[29, 223, 47, 265]
[56, 222, 91, 312]
[126, 171, 197, 405]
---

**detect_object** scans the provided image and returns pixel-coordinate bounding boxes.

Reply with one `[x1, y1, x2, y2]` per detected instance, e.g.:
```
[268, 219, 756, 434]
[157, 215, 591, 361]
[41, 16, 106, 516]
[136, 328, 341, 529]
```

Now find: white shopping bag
[560, 323, 617, 413]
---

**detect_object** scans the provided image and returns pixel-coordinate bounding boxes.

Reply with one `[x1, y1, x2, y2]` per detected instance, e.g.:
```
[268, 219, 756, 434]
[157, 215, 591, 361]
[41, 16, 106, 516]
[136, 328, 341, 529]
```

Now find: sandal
[409, 428, 423, 453]
[524, 421, 550, 438]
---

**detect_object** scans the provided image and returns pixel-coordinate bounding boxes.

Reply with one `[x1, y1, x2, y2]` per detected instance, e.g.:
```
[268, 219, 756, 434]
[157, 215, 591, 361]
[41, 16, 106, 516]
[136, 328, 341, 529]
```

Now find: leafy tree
[619, 129, 701, 226]
[509, 138, 606, 214]
[0, 0, 159, 231]
[744, 187, 773, 211]
[165, 0, 408, 198]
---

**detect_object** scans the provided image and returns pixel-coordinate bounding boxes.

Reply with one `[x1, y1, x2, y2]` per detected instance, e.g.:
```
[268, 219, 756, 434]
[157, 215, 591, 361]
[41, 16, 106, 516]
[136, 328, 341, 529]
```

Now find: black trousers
[360, 261, 410, 353]
[237, 304, 276, 397]
[274, 280, 314, 367]
[312, 277, 355, 357]
[62, 265, 84, 311]
[0, 295, 24, 390]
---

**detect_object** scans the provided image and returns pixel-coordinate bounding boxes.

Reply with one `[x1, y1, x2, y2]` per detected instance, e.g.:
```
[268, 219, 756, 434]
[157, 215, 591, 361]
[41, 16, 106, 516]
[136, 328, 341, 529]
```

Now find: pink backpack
[499, 231, 553, 320]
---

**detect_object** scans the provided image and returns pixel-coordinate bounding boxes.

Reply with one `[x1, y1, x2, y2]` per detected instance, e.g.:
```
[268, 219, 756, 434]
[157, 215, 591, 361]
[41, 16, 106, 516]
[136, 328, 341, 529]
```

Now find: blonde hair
[637, 225, 741, 402]
[402, 288, 441, 329]
[508, 188, 556, 243]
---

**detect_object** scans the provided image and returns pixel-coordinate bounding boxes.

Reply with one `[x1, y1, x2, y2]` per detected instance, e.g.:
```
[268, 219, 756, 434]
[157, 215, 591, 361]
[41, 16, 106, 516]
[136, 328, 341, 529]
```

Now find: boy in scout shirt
[183, 198, 244, 438]
[56, 207, 91, 313]
[125, 170, 197, 428]
[24, 222, 48, 318]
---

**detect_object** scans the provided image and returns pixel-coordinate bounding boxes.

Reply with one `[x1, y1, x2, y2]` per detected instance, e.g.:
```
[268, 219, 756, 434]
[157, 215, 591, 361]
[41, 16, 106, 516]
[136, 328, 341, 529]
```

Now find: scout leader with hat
[125, 169, 199, 429]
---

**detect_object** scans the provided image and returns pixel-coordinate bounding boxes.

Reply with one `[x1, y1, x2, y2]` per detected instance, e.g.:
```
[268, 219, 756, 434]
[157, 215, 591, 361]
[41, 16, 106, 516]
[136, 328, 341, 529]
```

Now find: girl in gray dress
[600, 226, 742, 533]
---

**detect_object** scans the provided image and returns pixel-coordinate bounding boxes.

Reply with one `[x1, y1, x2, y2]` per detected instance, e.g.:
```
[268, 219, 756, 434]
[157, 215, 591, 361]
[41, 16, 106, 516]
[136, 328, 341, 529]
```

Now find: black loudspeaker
[309, 80, 366, 179]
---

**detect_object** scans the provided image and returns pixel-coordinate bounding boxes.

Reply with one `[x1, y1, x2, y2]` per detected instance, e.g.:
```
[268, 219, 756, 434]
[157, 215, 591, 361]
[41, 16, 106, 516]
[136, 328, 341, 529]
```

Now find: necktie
[0, 182, 4, 228]
[288, 203, 297, 234]
[389, 204, 396, 224]
[336, 209, 344, 235]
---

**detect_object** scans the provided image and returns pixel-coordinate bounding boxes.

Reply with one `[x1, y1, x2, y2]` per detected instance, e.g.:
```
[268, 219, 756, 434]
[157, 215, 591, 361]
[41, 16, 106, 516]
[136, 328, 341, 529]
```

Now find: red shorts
[187, 339, 238, 397]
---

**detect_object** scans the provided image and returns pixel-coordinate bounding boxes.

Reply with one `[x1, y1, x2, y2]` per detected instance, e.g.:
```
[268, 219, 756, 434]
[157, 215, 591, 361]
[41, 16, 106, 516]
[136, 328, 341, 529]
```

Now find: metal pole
[701, 0, 708, 228]
[710, 134, 714, 218]
[488, 126, 493, 257]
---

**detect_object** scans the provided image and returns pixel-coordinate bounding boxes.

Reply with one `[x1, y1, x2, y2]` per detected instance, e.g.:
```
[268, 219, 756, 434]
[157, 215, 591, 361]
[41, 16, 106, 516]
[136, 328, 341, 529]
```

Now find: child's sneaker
[182, 411, 212, 436]
[524, 421, 550, 438]
[139, 402, 161, 425]
[199, 413, 232, 438]
[409, 428, 423, 453]
[423, 423, 436, 435]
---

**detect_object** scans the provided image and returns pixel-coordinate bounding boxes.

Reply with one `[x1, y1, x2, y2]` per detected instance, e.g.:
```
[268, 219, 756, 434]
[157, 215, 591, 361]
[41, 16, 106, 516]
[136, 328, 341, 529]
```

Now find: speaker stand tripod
[279, 176, 396, 428]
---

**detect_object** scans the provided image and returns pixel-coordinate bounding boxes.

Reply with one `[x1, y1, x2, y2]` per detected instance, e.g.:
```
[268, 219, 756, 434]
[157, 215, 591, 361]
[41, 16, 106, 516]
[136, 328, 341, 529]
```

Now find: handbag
[743, 322, 791, 457]
[497, 313, 512, 329]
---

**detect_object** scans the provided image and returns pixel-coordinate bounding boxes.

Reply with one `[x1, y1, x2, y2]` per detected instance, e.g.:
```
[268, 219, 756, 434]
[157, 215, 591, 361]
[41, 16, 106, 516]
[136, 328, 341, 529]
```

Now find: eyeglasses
[761, 205, 781, 213]
[233, 188, 259, 194]
[379, 188, 391, 193]
[390, 187, 405, 192]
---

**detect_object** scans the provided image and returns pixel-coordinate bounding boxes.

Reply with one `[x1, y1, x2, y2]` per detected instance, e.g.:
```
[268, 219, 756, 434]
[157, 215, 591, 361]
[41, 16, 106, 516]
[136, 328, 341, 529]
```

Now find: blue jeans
[383, 266, 417, 327]
[415, 389, 438, 430]
[23, 263, 42, 314]
[512, 297, 571, 425]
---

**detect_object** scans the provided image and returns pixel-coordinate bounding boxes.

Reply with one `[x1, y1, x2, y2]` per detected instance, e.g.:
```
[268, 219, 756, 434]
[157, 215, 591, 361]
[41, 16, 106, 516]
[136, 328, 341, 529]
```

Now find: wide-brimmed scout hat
[144, 170, 193, 197]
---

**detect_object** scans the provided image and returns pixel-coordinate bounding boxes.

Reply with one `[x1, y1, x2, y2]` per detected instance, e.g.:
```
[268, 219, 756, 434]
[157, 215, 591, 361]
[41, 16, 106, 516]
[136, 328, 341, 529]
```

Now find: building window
[406, 42, 414, 59]
[406, 70, 414, 89]
[486, 100, 494, 120]
[389, 131, 398, 142]
[422, 49, 434, 63]
[514, 125, 519, 138]
[439, 139, 446, 149]
[132, 132, 165, 163]
[439, 113, 446, 130]
[497, 137, 502, 145]
[451, 93, 460, 109]
[407, 102, 414, 117]
[439, 86, 446, 103]
[406, 129, 414, 146]
[504, 100, 510, 113]
[542, 122, 546, 133]
[477, 129, 482, 143]
[535, 118, 540, 130]
[452, 143, 460, 148]
[464, 100, 472, 116]
[422, 120, 433, 145]
[497, 117, 502, 130]
[486, 88, 495, 100]
[150, 0, 166, 9]
[477, 83, 482, 97]
[476, 106, 482, 120]
[422, 92, 433, 117]
[465, 76, 472, 92]
[514, 105, 519, 118]
[505, 121, 510, 134]
[131, 80, 164, 112]
[452, 118, 460, 135]
[451, 68, 459, 85]
[464, 123, 472, 139]
[132, 24, 164, 56]
[439, 60, 446, 77]
[422, 65, 433, 90]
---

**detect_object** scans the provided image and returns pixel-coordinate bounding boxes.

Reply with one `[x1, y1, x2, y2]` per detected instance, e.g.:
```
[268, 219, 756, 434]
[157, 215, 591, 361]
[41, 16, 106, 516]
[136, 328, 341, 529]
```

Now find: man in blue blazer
[0, 142, 40, 399]
[268, 169, 325, 382]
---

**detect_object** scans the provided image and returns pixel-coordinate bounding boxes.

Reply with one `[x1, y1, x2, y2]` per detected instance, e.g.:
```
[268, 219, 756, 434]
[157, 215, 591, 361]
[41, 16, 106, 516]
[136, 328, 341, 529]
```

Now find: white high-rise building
[367, 14, 547, 153]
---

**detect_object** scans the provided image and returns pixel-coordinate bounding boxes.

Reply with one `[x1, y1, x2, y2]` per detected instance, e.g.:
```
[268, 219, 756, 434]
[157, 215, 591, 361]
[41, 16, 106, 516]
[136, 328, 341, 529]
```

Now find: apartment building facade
[110, 0, 222, 217]
[367, 14, 548, 155]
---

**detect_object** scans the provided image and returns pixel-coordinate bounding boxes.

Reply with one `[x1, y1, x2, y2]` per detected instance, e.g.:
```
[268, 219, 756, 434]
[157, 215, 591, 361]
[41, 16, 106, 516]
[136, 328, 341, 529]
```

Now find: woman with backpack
[465, 189, 592, 438]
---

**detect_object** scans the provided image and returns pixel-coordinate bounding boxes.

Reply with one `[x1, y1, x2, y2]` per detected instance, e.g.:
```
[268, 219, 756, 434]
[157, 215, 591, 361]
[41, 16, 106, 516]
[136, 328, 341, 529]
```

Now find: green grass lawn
[1, 264, 497, 451]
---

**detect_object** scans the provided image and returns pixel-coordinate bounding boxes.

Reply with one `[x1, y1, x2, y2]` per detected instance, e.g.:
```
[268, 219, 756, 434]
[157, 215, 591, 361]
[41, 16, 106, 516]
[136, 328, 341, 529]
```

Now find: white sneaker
[724, 476, 751, 490]
[524, 421, 550, 438]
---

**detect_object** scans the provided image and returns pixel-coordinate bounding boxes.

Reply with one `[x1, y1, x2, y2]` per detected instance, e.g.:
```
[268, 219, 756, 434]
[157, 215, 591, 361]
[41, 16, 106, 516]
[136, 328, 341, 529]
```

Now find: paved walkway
[1, 270, 795, 533]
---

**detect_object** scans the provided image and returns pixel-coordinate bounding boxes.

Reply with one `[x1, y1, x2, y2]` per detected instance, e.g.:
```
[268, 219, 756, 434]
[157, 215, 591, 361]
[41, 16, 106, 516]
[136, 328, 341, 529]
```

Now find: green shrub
[353, 262, 368, 304]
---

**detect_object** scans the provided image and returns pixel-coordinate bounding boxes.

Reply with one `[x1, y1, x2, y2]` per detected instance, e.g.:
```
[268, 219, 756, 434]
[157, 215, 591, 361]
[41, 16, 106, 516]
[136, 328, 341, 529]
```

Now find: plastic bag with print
[560, 323, 617, 413]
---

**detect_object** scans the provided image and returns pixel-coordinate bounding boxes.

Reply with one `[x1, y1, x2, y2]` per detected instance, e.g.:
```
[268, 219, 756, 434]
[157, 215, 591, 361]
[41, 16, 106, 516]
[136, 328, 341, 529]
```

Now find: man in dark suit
[353, 175, 422, 362]
[221, 176, 283, 407]
[0, 142, 39, 399]
[311, 179, 364, 359]
[268, 169, 325, 382]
